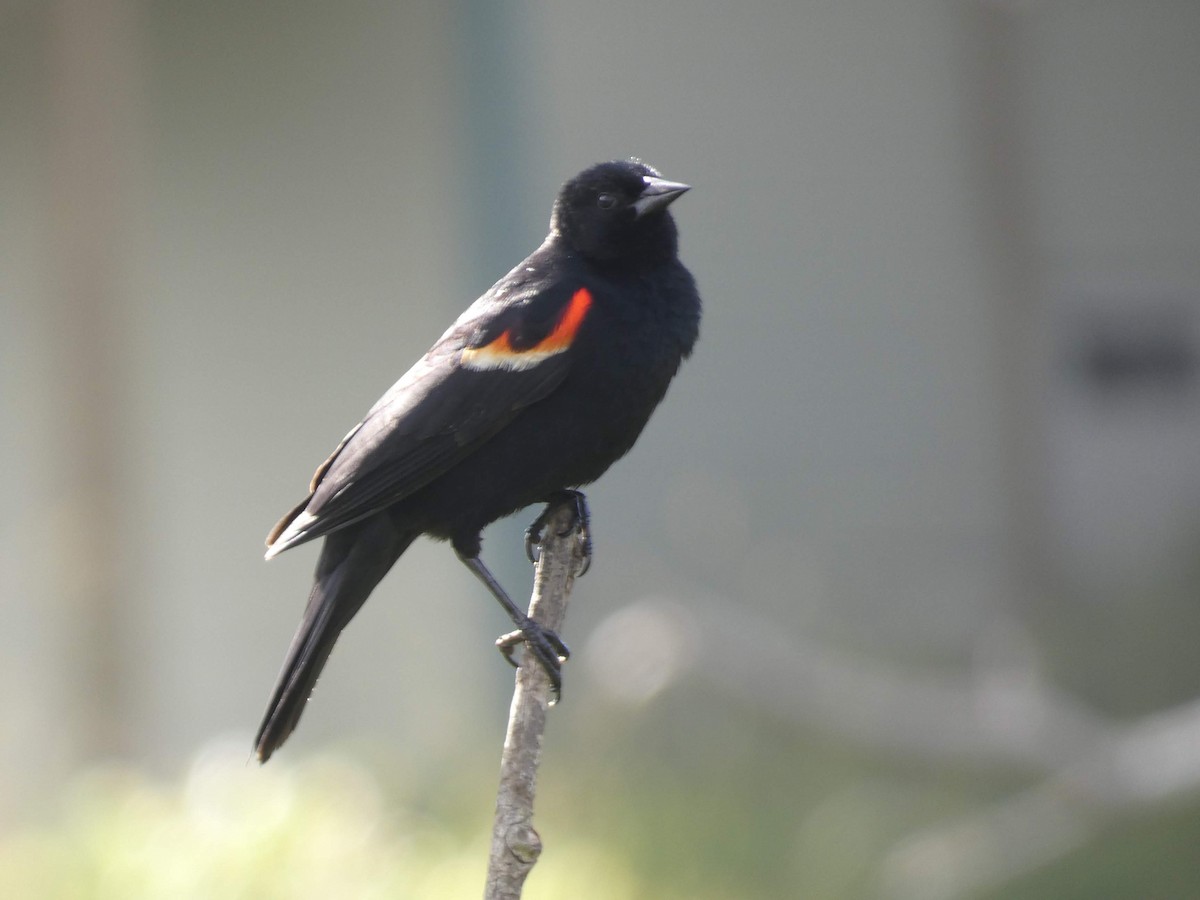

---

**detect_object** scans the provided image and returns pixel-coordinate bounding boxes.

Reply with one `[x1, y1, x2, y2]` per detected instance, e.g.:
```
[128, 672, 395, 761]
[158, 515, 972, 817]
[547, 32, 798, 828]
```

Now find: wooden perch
[484, 502, 587, 900]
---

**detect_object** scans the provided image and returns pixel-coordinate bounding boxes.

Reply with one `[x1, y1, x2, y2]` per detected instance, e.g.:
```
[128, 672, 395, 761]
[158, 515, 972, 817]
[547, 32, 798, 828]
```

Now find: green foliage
[3, 724, 1200, 900]
[0, 742, 651, 900]
[978, 804, 1200, 900]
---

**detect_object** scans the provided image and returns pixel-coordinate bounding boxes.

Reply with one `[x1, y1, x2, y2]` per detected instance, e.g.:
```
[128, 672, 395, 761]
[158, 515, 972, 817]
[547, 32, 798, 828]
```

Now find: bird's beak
[633, 176, 690, 218]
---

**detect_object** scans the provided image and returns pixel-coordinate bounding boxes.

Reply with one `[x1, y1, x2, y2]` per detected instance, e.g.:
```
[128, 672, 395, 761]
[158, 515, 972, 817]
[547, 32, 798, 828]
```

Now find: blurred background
[3, 1, 1200, 897]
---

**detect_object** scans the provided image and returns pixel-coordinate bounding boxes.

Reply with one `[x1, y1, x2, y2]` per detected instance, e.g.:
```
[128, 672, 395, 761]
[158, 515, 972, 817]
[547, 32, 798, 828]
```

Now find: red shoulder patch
[461, 288, 593, 371]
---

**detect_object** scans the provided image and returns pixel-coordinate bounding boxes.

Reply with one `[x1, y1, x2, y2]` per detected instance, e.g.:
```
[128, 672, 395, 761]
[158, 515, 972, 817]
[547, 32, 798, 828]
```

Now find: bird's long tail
[255, 515, 415, 762]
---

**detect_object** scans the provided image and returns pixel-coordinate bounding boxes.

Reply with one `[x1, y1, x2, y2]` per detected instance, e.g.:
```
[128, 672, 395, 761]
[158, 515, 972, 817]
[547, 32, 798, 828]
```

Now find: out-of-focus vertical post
[960, 3, 1048, 598]
[46, 0, 140, 759]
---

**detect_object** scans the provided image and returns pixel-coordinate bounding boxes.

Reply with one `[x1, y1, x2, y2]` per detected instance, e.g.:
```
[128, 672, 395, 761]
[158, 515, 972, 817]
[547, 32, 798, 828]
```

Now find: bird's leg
[524, 489, 592, 576]
[458, 553, 570, 700]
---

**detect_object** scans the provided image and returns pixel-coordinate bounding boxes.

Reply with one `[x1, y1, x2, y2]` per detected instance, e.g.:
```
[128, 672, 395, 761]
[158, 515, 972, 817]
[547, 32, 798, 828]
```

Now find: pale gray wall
[4, 0, 1199, 822]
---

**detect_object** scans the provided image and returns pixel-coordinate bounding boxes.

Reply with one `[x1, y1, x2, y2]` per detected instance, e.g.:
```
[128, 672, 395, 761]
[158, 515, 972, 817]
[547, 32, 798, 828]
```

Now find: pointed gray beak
[633, 175, 691, 218]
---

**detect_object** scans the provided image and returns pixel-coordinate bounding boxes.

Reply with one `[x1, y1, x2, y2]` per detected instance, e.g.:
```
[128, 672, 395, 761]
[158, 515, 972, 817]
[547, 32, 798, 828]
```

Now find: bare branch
[588, 596, 1200, 899]
[600, 596, 1108, 774]
[484, 503, 585, 900]
[879, 696, 1200, 900]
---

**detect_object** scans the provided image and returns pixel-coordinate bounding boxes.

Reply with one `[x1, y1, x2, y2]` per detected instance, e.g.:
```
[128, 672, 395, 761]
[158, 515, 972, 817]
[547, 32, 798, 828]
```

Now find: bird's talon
[545, 630, 570, 662]
[495, 619, 569, 695]
[523, 529, 541, 565]
[526, 490, 593, 576]
[495, 629, 523, 668]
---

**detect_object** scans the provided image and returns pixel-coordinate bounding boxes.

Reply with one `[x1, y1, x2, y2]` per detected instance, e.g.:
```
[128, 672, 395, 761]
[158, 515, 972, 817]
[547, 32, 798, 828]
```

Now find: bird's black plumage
[255, 160, 700, 761]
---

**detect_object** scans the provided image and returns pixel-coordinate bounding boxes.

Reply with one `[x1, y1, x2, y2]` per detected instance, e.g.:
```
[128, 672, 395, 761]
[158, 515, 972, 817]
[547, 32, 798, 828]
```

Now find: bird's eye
[596, 193, 617, 210]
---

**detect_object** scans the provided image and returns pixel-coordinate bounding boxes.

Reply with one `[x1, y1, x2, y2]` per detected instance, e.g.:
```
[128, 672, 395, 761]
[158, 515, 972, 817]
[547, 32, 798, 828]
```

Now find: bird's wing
[265, 276, 595, 556]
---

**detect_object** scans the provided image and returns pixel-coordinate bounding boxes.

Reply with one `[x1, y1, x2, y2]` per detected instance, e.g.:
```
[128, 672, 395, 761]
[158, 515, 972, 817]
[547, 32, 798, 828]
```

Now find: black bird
[255, 160, 700, 762]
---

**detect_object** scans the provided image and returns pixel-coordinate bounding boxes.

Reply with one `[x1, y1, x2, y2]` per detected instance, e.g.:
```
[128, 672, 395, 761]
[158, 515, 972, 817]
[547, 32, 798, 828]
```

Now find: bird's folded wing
[265, 280, 591, 556]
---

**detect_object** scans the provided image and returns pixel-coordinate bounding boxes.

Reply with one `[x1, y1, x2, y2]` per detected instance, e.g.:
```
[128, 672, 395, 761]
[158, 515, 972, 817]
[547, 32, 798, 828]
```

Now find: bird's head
[551, 159, 690, 266]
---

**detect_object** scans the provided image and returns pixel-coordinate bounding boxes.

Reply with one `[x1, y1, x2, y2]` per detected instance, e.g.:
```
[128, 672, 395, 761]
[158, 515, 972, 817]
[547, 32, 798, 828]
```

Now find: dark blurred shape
[1072, 303, 1197, 400]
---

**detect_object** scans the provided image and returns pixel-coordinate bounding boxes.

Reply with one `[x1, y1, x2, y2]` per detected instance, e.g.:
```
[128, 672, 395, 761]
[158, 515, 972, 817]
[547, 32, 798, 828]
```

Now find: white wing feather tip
[264, 510, 317, 560]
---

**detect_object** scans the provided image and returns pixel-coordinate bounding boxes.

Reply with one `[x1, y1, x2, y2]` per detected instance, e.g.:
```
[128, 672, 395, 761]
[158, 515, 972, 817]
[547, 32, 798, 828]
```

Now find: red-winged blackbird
[255, 160, 700, 762]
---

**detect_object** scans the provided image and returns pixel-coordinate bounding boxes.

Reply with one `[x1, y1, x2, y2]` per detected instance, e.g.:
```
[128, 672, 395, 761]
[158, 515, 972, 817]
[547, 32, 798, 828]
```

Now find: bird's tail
[254, 515, 415, 762]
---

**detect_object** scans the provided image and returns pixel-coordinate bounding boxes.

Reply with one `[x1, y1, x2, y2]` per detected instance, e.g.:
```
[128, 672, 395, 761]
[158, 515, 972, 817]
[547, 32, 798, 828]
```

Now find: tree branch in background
[591, 596, 1200, 899]
[484, 502, 586, 900]
[878, 695, 1200, 900]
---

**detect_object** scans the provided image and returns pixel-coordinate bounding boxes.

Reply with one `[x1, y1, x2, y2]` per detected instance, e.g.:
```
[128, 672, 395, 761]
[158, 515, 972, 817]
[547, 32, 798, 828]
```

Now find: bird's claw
[522, 529, 540, 565]
[524, 490, 592, 575]
[496, 619, 570, 702]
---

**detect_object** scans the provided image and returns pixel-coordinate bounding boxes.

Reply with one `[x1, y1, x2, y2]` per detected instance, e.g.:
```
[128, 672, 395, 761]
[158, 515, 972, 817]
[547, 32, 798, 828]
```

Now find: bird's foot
[524, 490, 592, 575]
[496, 618, 571, 702]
